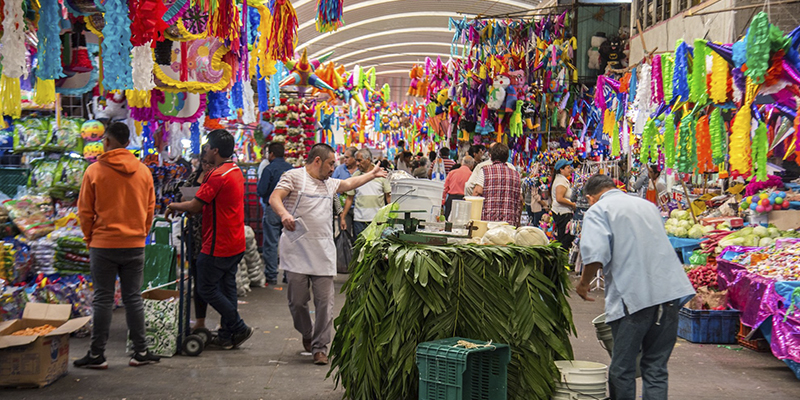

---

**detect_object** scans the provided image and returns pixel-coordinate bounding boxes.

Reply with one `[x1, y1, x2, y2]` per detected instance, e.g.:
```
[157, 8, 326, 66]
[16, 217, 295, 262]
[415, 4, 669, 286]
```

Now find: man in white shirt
[464, 142, 515, 196]
[341, 148, 391, 237]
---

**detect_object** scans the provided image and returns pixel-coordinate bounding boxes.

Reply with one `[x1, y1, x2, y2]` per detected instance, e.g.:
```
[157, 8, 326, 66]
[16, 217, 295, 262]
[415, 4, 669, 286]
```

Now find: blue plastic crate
[416, 337, 511, 400]
[678, 308, 740, 344]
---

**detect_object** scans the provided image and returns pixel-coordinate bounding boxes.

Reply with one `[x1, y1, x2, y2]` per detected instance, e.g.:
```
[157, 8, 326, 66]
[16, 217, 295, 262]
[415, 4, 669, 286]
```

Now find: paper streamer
[662, 52, 674, 104]
[753, 120, 768, 181]
[37, 0, 65, 80]
[102, 0, 135, 90]
[1, 0, 27, 80]
[132, 43, 157, 91]
[709, 52, 728, 104]
[664, 114, 676, 169]
[745, 12, 770, 84]
[710, 107, 725, 165]
[673, 40, 690, 104]
[691, 39, 708, 104]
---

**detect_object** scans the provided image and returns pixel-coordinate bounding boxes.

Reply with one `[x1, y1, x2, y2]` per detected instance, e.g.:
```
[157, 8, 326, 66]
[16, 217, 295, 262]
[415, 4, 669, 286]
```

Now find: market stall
[717, 243, 800, 378]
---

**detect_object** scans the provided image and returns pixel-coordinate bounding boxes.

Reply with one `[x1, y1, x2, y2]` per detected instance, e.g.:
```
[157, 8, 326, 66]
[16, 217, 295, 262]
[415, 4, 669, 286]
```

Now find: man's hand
[340, 216, 347, 232]
[281, 213, 296, 231]
[576, 280, 595, 301]
[370, 166, 388, 179]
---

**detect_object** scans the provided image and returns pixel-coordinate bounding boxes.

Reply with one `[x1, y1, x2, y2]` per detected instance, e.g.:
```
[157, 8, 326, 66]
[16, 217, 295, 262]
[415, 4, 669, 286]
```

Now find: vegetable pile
[716, 226, 799, 252]
[686, 265, 719, 290]
[665, 209, 714, 239]
[481, 225, 549, 246]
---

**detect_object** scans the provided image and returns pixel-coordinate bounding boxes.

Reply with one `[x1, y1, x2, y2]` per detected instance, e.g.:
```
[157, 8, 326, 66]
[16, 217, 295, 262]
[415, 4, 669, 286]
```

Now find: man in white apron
[269, 144, 387, 365]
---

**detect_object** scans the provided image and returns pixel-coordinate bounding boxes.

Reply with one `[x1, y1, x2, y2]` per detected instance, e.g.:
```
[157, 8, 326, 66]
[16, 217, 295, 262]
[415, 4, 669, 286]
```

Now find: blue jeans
[607, 300, 680, 400]
[354, 221, 368, 237]
[196, 252, 246, 339]
[262, 205, 282, 284]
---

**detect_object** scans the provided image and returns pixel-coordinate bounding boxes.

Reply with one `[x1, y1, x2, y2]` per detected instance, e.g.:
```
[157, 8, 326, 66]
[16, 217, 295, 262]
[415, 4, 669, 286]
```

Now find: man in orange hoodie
[75, 122, 160, 369]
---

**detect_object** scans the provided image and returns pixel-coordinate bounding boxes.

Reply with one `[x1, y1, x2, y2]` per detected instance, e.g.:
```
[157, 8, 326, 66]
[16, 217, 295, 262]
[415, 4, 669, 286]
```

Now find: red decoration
[130, 0, 169, 47]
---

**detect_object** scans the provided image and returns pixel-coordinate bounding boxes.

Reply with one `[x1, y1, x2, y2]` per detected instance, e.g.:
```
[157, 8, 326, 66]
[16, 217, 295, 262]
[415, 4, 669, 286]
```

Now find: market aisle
[4, 274, 800, 399]
[0, 275, 348, 400]
[567, 277, 800, 400]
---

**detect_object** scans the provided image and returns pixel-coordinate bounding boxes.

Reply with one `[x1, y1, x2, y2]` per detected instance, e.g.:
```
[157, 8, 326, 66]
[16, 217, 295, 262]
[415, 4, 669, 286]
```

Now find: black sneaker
[232, 326, 255, 348]
[210, 335, 234, 350]
[129, 350, 161, 366]
[74, 351, 108, 369]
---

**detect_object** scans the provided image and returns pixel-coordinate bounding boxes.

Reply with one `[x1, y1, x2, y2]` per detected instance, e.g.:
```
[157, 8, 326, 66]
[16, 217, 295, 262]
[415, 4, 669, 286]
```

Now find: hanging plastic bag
[336, 230, 353, 274]
[431, 159, 446, 182]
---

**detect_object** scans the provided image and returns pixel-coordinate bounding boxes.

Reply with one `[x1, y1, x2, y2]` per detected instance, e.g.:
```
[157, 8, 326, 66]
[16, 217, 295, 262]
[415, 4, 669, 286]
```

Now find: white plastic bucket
[391, 179, 444, 222]
[464, 196, 484, 220]
[553, 360, 607, 399]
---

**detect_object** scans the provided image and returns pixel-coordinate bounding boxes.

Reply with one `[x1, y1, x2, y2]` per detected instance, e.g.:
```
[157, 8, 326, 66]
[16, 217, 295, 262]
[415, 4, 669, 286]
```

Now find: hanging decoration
[102, 0, 135, 90]
[130, 0, 169, 46]
[132, 42, 157, 91]
[672, 40, 690, 104]
[663, 114, 676, 169]
[745, 12, 771, 84]
[208, 0, 241, 47]
[1, 0, 26, 118]
[316, 0, 344, 33]
[267, 0, 298, 62]
[709, 108, 726, 165]
[709, 51, 729, 104]
[690, 39, 708, 104]
[695, 114, 714, 173]
[662, 53, 674, 104]
[677, 113, 696, 173]
[34, 0, 64, 105]
[752, 120, 768, 181]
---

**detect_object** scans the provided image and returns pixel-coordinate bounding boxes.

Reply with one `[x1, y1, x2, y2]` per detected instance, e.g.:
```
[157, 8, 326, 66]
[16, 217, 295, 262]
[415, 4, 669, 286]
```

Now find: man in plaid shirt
[473, 143, 522, 226]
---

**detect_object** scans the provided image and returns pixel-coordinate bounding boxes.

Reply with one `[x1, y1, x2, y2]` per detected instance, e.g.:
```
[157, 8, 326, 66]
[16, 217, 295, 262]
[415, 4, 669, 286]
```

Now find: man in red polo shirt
[168, 129, 254, 349]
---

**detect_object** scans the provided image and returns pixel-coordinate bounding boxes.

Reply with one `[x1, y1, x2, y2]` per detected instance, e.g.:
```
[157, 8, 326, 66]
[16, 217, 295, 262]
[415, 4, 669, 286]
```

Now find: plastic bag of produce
[688, 250, 707, 266]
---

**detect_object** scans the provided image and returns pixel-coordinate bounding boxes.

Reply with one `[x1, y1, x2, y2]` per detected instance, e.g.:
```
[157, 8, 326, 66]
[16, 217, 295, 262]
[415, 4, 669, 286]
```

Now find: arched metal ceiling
[293, 0, 547, 79]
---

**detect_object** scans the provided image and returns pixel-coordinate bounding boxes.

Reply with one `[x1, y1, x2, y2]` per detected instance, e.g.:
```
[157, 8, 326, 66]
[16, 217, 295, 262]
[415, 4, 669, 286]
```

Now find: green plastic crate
[416, 337, 511, 400]
[0, 167, 29, 198]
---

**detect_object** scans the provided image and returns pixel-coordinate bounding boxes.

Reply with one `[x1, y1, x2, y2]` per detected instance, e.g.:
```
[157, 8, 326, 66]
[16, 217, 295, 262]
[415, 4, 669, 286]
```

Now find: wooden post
[681, 179, 698, 224]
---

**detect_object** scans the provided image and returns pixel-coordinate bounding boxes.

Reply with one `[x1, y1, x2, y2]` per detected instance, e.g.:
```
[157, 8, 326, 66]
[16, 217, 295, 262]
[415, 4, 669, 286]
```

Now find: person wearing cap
[551, 159, 576, 249]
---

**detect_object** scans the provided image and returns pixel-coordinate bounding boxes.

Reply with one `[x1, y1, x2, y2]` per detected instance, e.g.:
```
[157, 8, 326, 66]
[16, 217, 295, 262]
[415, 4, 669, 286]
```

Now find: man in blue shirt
[577, 174, 694, 400]
[257, 142, 293, 285]
[332, 147, 358, 234]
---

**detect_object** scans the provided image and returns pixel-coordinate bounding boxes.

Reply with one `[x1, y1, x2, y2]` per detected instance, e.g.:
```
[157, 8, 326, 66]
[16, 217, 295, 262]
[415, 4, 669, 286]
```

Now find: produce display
[685, 264, 719, 290]
[716, 226, 799, 251]
[730, 241, 800, 281]
[665, 209, 714, 238]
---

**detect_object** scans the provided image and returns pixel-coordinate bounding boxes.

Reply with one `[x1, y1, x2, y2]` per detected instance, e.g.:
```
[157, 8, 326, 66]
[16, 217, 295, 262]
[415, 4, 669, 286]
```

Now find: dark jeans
[196, 252, 246, 339]
[189, 258, 207, 319]
[262, 205, 282, 284]
[89, 247, 147, 355]
[607, 301, 680, 400]
[444, 194, 464, 220]
[526, 206, 544, 227]
[354, 221, 368, 237]
[553, 212, 575, 249]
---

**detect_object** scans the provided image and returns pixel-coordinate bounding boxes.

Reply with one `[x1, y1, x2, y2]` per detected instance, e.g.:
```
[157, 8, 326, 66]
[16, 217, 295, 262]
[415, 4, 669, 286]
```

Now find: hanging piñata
[709, 108, 726, 165]
[316, 0, 344, 33]
[1, 0, 26, 118]
[752, 120, 768, 181]
[663, 114, 676, 170]
[745, 12, 770, 84]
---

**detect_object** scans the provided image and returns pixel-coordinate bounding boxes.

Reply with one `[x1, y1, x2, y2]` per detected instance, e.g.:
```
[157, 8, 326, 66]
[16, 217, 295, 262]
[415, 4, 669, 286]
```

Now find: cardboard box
[700, 216, 743, 228]
[0, 303, 90, 388]
[769, 210, 800, 231]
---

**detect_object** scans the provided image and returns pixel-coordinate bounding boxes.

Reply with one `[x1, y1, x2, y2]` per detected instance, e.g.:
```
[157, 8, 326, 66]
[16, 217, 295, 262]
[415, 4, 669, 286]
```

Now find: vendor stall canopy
[294, 0, 550, 78]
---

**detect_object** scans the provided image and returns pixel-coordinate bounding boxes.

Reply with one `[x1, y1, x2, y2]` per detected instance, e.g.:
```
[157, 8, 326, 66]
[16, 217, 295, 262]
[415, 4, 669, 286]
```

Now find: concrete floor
[2, 274, 800, 399]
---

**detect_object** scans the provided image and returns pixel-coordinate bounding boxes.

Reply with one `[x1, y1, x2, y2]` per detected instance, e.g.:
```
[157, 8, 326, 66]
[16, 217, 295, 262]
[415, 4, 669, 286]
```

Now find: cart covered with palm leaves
[329, 234, 575, 400]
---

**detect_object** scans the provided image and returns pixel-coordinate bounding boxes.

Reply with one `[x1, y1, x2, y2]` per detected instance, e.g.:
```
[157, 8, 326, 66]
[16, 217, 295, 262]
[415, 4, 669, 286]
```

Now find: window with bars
[635, 0, 708, 30]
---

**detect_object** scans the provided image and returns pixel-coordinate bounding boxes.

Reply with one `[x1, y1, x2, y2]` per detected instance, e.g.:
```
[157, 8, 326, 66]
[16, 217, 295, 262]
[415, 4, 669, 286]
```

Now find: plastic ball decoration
[740, 191, 786, 214]
[83, 141, 104, 163]
[81, 120, 105, 142]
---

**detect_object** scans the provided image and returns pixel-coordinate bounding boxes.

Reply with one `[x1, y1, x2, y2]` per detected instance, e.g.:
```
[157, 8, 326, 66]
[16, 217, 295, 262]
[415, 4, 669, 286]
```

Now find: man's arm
[77, 172, 95, 245]
[146, 176, 155, 229]
[340, 195, 354, 231]
[337, 166, 387, 193]
[269, 188, 295, 231]
[168, 198, 204, 214]
[576, 262, 602, 301]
